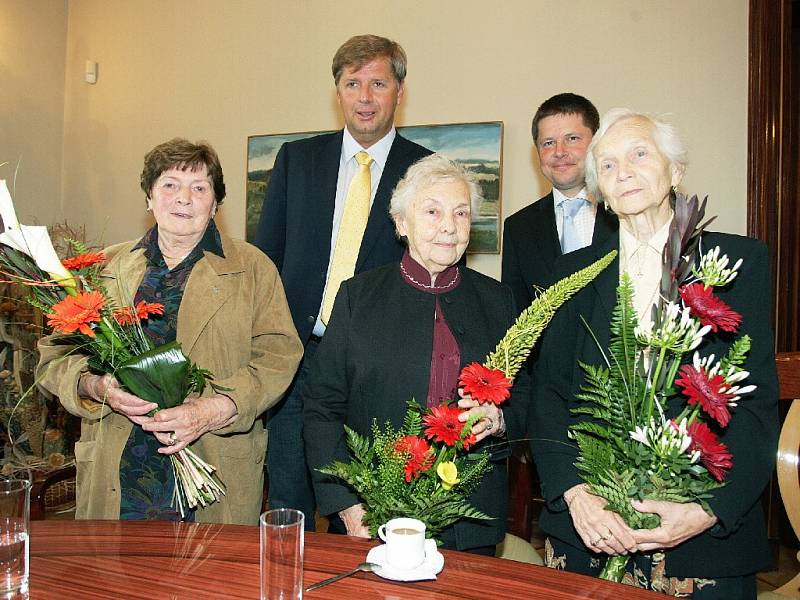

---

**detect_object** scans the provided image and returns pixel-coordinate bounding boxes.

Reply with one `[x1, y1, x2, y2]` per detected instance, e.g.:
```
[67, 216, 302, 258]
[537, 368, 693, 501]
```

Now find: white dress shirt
[619, 215, 673, 329]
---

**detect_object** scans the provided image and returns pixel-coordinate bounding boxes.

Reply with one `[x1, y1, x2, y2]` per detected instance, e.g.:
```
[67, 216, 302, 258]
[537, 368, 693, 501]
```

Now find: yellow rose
[437, 461, 460, 490]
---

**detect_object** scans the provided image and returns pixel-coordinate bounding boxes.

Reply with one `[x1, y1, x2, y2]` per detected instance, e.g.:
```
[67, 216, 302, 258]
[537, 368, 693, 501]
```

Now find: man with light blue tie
[502, 93, 618, 311]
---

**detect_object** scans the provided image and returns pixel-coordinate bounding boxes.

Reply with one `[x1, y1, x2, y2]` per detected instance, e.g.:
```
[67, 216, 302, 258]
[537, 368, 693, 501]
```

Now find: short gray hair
[389, 154, 483, 228]
[585, 108, 688, 201]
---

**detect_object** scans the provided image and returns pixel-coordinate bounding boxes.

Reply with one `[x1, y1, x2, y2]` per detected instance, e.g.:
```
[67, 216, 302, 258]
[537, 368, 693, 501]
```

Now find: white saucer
[366, 538, 444, 582]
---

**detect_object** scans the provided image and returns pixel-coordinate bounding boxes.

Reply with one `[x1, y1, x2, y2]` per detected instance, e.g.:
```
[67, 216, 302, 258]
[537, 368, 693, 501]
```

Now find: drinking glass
[260, 508, 304, 600]
[0, 479, 30, 598]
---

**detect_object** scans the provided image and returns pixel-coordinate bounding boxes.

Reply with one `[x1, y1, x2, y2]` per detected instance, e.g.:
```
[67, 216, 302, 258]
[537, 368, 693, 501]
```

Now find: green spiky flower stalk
[485, 250, 618, 378]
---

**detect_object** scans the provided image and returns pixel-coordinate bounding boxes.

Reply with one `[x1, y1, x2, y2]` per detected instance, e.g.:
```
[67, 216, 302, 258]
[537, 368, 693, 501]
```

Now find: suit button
[307, 315, 315, 324]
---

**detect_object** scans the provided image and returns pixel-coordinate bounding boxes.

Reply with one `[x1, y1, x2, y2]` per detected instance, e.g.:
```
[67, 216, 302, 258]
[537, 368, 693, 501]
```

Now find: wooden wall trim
[748, 0, 798, 352]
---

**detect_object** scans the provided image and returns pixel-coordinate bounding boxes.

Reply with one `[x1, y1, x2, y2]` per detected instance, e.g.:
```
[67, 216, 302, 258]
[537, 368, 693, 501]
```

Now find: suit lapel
[356, 134, 410, 270]
[589, 231, 620, 324]
[312, 132, 343, 261]
[176, 240, 241, 355]
[592, 204, 619, 246]
[100, 245, 147, 304]
[536, 193, 561, 264]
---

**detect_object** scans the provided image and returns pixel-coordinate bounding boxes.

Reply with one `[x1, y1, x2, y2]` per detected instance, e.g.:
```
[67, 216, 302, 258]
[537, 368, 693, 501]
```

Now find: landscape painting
[246, 121, 503, 253]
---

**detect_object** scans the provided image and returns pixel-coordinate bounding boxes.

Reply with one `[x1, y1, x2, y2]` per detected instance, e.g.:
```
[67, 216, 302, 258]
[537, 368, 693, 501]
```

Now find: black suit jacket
[501, 192, 618, 312]
[303, 263, 530, 551]
[254, 130, 432, 342]
[528, 231, 778, 578]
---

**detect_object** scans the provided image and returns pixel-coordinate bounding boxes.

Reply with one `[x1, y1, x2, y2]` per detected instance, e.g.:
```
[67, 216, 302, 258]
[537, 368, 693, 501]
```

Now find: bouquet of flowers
[570, 194, 755, 580]
[320, 250, 617, 541]
[0, 179, 225, 517]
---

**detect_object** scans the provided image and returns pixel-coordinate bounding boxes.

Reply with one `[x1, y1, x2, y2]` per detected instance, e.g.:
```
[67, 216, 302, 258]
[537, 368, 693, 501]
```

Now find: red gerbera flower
[679, 283, 742, 333]
[676, 364, 736, 427]
[113, 301, 164, 326]
[46, 291, 105, 337]
[61, 251, 106, 271]
[135, 301, 164, 319]
[394, 435, 434, 482]
[423, 405, 467, 447]
[462, 432, 478, 451]
[113, 306, 136, 326]
[688, 421, 733, 482]
[458, 362, 512, 405]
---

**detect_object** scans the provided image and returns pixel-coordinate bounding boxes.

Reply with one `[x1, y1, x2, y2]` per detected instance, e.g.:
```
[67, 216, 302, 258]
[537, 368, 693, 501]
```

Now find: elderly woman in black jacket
[529, 110, 778, 598]
[304, 154, 529, 555]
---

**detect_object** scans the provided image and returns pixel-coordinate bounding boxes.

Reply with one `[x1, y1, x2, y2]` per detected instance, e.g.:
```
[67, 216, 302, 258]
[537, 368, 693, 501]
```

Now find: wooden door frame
[748, 0, 798, 353]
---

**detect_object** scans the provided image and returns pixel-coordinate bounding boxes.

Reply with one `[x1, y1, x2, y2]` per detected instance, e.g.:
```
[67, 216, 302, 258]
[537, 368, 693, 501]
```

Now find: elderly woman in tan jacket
[37, 138, 302, 524]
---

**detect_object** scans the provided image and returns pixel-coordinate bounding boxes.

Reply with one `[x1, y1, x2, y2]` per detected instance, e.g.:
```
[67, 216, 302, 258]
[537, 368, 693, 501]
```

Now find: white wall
[0, 0, 68, 223]
[13, 0, 749, 279]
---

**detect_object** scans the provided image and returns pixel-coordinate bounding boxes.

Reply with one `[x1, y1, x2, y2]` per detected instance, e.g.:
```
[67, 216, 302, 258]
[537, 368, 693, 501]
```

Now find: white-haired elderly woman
[304, 153, 530, 555]
[529, 110, 778, 597]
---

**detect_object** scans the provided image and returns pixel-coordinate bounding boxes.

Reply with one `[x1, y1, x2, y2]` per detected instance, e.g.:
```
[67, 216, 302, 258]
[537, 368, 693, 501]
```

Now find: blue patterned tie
[560, 197, 588, 254]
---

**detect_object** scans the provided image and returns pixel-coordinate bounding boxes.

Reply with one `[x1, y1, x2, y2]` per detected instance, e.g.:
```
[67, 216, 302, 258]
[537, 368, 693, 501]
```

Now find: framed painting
[246, 121, 503, 253]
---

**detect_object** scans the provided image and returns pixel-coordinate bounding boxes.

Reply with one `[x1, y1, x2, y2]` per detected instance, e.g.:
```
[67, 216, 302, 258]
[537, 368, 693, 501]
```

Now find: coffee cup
[377, 517, 426, 570]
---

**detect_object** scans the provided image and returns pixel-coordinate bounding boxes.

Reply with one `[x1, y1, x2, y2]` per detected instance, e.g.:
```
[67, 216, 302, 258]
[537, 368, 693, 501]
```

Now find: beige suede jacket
[37, 231, 303, 524]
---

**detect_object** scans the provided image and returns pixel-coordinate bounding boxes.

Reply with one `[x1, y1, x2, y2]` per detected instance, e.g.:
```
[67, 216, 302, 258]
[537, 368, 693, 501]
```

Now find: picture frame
[246, 121, 503, 253]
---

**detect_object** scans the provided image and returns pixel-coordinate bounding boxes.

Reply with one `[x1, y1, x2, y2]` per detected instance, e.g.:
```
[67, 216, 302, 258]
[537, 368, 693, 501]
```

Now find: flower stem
[644, 346, 668, 419]
[600, 555, 629, 582]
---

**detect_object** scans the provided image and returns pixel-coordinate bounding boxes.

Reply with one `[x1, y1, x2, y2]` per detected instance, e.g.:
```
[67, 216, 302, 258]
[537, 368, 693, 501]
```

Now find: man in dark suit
[502, 93, 617, 310]
[254, 34, 431, 530]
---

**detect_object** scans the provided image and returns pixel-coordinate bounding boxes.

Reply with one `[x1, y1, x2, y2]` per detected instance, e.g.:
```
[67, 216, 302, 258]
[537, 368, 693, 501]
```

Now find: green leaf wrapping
[114, 341, 192, 409]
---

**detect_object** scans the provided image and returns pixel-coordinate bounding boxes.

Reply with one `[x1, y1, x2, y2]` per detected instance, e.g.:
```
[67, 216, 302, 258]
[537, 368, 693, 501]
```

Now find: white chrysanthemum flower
[691, 352, 757, 404]
[631, 416, 693, 460]
[693, 246, 742, 288]
[635, 322, 655, 345]
[644, 303, 710, 352]
[725, 369, 750, 384]
[668, 418, 693, 454]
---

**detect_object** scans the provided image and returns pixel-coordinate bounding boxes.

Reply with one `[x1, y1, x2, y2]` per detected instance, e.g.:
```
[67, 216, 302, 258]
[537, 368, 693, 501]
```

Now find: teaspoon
[305, 561, 379, 592]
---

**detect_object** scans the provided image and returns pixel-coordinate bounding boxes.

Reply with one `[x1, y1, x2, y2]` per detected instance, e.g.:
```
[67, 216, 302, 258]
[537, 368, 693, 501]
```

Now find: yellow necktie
[321, 151, 373, 324]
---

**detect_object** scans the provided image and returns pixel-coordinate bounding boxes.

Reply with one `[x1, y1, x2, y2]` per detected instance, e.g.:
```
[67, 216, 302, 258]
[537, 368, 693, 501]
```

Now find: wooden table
[30, 520, 661, 599]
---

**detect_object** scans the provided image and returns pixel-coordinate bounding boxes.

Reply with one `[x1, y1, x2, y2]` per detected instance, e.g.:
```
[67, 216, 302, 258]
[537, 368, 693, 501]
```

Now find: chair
[763, 352, 800, 598]
[496, 533, 544, 565]
[30, 464, 76, 520]
[507, 441, 536, 541]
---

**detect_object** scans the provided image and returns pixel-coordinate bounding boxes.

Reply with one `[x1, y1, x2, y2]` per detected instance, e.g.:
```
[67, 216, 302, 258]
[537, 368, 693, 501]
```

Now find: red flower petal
[61, 252, 106, 271]
[47, 291, 105, 337]
[422, 405, 467, 447]
[458, 362, 512, 405]
[679, 283, 742, 333]
[688, 421, 733, 482]
[135, 301, 164, 319]
[676, 365, 735, 427]
[113, 306, 136, 326]
[462, 433, 477, 451]
[394, 435, 433, 482]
